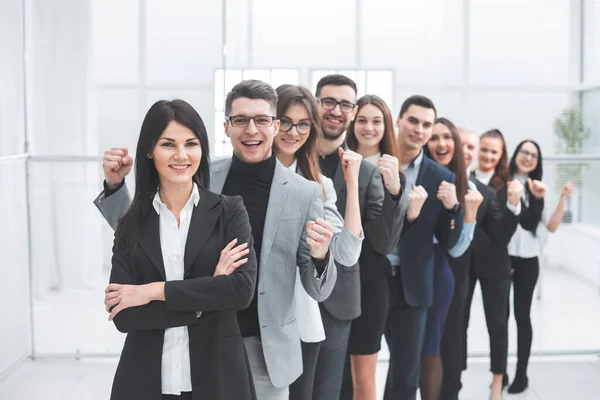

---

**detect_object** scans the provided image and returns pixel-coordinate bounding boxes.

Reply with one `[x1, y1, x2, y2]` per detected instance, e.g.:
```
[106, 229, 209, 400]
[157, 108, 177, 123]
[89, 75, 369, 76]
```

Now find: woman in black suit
[103, 99, 257, 400]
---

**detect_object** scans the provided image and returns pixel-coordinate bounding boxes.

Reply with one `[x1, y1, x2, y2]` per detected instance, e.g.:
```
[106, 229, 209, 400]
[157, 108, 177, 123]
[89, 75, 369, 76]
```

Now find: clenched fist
[103, 147, 134, 189]
[527, 178, 547, 199]
[338, 147, 362, 189]
[306, 218, 334, 260]
[463, 189, 483, 223]
[378, 154, 401, 196]
[507, 179, 524, 206]
[560, 180, 573, 198]
[437, 181, 459, 210]
[407, 185, 428, 223]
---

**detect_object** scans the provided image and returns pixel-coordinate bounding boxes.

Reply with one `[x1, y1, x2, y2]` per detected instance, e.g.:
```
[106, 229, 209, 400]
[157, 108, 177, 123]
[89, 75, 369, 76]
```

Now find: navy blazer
[395, 155, 464, 308]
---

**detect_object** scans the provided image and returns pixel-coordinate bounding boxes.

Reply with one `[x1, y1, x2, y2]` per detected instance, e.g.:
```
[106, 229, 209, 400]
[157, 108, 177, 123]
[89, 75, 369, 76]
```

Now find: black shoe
[502, 373, 509, 388]
[507, 373, 529, 394]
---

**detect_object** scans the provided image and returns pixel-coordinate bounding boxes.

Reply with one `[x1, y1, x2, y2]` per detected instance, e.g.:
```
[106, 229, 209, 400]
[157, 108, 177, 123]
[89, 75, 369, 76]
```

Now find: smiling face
[274, 103, 312, 160]
[224, 97, 280, 164]
[152, 120, 202, 187]
[478, 136, 504, 173]
[354, 103, 385, 153]
[428, 122, 455, 167]
[316, 84, 357, 140]
[396, 105, 435, 151]
[515, 141, 539, 175]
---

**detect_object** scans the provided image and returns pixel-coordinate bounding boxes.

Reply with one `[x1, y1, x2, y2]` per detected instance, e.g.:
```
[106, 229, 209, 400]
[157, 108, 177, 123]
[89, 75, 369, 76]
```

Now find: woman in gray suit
[273, 84, 364, 400]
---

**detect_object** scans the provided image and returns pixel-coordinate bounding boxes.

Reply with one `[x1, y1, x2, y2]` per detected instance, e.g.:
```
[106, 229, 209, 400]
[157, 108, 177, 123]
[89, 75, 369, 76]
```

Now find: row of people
[95, 74, 571, 400]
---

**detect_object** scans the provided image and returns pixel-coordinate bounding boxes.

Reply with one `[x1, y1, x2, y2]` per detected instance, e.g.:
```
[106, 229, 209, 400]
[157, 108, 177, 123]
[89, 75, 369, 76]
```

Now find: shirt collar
[402, 149, 424, 170]
[152, 182, 200, 215]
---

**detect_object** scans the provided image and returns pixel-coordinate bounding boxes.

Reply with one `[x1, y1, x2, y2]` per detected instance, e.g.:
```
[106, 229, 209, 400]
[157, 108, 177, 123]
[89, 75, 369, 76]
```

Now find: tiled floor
[1, 267, 599, 399]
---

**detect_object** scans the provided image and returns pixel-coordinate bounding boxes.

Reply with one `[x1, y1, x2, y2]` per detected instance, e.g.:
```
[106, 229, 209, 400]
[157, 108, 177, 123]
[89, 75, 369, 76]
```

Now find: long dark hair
[117, 99, 211, 248]
[275, 84, 322, 186]
[424, 117, 467, 205]
[346, 94, 403, 174]
[509, 140, 545, 235]
[480, 129, 511, 192]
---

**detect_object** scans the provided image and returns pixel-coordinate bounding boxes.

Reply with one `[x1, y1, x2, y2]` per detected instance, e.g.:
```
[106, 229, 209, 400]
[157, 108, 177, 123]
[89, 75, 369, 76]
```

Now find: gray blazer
[94, 157, 337, 389]
[322, 155, 404, 320]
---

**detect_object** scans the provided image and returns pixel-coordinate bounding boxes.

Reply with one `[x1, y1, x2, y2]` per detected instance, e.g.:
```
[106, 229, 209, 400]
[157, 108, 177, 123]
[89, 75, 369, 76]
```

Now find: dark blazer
[323, 148, 405, 320]
[109, 190, 257, 400]
[470, 176, 519, 280]
[395, 155, 464, 308]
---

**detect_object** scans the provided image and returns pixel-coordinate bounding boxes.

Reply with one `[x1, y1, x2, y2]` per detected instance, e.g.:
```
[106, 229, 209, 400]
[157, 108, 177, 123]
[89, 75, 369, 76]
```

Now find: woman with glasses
[104, 100, 257, 400]
[344, 94, 406, 400]
[505, 140, 572, 394]
[273, 84, 364, 400]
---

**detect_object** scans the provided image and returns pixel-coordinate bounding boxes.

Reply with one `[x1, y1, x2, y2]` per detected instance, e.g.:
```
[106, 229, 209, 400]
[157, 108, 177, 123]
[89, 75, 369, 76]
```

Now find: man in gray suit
[94, 80, 337, 399]
[311, 74, 405, 400]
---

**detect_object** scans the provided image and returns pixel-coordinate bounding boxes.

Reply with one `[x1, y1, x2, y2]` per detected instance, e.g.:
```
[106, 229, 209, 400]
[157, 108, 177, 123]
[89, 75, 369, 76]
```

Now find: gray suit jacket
[322, 156, 404, 320]
[94, 156, 337, 389]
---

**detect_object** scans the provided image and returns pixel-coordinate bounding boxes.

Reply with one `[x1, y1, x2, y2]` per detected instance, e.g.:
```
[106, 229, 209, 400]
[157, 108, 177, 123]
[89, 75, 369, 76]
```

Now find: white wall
[0, 0, 31, 376]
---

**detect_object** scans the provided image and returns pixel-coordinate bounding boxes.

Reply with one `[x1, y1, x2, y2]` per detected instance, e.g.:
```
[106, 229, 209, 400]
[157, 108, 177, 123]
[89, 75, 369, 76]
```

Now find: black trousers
[463, 269, 510, 374]
[439, 256, 470, 399]
[289, 341, 322, 400]
[383, 276, 428, 400]
[163, 392, 192, 400]
[508, 256, 539, 371]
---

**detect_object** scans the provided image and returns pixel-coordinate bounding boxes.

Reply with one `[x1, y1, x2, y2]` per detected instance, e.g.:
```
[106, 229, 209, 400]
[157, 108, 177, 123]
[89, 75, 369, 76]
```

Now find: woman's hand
[527, 178, 547, 199]
[104, 282, 163, 321]
[378, 155, 402, 196]
[213, 238, 250, 276]
[463, 189, 483, 223]
[561, 180, 573, 198]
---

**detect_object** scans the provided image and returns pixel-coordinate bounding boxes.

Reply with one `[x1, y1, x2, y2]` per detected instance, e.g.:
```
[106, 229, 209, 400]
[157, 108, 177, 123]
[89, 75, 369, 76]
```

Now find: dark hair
[315, 74, 357, 98]
[480, 129, 510, 192]
[225, 79, 277, 116]
[398, 95, 437, 118]
[346, 94, 403, 174]
[424, 117, 468, 205]
[117, 99, 211, 248]
[509, 140, 545, 235]
[275, 84, 322, 186]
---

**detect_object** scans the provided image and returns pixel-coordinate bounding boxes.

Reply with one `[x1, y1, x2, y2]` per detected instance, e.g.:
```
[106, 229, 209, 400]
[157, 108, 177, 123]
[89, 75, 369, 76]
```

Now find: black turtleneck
[222, 153, 276, 337]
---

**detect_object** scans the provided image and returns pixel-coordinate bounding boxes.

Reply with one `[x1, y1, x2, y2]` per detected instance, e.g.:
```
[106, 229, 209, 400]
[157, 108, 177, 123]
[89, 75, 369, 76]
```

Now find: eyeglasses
[316, 97, 356, 113]
[519, 149, 539, 160]
[226, 115, 276, 128]
[279, 119, 312, 135]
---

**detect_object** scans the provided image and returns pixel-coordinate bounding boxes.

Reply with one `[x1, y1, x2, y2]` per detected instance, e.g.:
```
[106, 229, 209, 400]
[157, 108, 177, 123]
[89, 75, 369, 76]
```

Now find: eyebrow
[160, 137, 199, 142]
[282, 115, 311, 122]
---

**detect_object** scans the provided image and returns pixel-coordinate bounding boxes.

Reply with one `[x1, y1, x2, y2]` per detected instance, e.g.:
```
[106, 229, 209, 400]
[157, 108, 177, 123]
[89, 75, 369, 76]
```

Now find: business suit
[461, 175, 519, 377]
[314, 150, 405, 400]
[109, 190, 257, 400]
[440, 177, 514, 398]
[94, 156, 337, 394]
[384, 155, 463, 400]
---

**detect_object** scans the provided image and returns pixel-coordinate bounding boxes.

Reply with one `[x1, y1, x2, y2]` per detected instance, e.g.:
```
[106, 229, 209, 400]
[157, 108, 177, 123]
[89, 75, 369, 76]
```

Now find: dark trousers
[508, 256, 539, 371]
[312, 304, 352, 400]
[439, 255, 471, 398]
[163, 392, 192, 400]
[384, 275, 428, 400]
[463, 268, 510, 374]
[289, 341, 321, 400]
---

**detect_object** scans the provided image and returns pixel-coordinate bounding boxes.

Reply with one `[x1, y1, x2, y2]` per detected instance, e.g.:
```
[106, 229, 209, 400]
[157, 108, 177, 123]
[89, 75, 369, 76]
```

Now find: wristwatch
[449, 202, 461, 215]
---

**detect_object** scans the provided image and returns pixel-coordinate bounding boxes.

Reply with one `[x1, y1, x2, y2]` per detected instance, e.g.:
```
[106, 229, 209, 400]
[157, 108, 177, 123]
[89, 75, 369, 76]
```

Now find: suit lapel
[139, 211, 166, 280]
[260, 162, 289, 270]
[184, 189, 223, 274]
[210, 158, 233, 194]
[416, 155, 430, 187]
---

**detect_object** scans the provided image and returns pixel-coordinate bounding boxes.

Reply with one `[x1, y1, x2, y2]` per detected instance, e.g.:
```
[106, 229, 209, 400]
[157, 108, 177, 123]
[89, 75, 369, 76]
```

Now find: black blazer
[470, 176, 519, 280]
[109, 190, 257, 400]
[396, 155, 464, 308]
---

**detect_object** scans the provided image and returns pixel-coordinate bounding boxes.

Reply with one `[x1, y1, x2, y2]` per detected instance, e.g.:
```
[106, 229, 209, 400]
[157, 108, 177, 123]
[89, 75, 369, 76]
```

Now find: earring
[146, 153, 153, 159]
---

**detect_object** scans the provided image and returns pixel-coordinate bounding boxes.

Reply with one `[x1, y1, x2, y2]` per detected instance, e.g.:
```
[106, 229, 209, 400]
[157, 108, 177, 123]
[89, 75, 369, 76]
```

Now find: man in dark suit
[310, 75, 405, 400]
[384, 95, 464, 400]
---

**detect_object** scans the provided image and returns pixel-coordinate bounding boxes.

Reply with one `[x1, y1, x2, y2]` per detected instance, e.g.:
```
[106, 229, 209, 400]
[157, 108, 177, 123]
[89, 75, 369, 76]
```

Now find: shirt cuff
[312, 252, 330, 278]
[103, 179, 125, 198]
[506, 200, 522, 216]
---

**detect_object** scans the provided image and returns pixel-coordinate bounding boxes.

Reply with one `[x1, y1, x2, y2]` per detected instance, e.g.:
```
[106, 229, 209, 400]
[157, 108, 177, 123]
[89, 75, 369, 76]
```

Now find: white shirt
[152, 183, 200, 395]
[508, 175, 551, 258]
